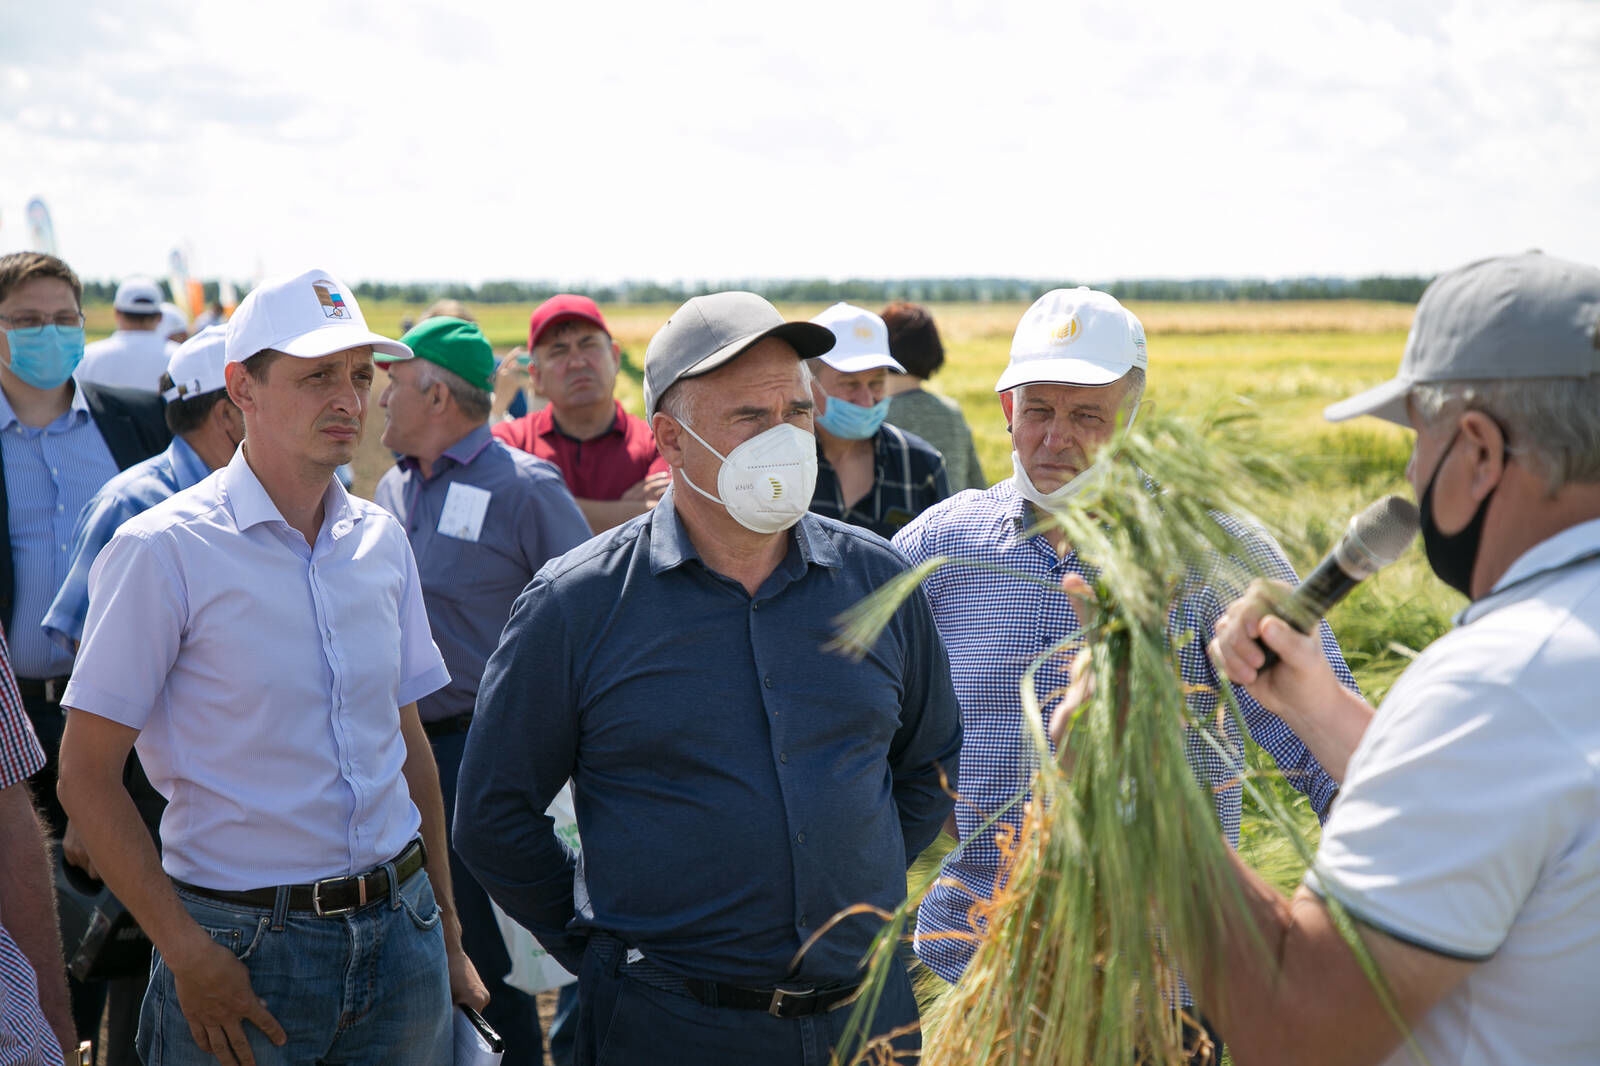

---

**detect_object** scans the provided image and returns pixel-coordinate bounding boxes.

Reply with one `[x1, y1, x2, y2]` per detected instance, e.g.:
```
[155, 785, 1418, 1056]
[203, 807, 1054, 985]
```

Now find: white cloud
[2, 0, 1596, 283]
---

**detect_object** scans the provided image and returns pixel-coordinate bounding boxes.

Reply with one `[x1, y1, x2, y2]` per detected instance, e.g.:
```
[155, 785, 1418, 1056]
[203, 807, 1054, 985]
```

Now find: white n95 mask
[677, 421, 818, 534]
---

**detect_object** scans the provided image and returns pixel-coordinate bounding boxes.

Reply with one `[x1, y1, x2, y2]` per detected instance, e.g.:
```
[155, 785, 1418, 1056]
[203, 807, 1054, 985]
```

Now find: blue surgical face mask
[816, 394, 889, 440]
[4, 325, 86, 390]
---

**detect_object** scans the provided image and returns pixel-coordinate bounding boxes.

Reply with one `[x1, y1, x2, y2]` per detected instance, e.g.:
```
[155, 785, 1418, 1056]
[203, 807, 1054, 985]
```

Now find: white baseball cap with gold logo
[996, 286, 1147, 392]
[225, 267, 412, 366]
[809, 302, 906, 375]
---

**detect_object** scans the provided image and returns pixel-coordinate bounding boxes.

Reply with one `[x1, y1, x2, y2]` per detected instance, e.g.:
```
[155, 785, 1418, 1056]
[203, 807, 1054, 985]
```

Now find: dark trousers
[574, 935, 920, 1066]
[431, 729, 543, 1066]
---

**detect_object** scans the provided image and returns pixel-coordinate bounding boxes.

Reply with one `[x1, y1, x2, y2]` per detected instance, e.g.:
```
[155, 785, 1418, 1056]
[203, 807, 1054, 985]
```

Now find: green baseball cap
[379, 316, 495, 391]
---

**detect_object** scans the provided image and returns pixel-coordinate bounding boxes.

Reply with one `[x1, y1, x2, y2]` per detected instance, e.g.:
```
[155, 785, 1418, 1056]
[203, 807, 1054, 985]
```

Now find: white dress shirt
[76, 330, 177, 393]
[63, 448, 449, 890]
[1307, 517, 1600, 1065]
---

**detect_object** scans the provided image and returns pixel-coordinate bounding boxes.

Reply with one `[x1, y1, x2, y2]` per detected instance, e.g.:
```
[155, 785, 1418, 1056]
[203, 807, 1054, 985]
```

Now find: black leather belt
[679, 975, 862, 1018]
[175, 838, 426, 916]
[595, 934, 861, 1019]
[422, 713, 473, 739]
[17, 676, 70, 705]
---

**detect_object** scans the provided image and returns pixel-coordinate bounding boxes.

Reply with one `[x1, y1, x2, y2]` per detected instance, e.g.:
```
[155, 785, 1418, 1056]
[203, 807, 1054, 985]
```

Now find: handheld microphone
[1259, 495, 1420, 667]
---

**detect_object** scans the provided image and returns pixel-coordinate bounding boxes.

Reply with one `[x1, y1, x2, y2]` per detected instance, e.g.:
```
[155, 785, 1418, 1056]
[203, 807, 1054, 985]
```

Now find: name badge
[438, 483, 491, 542]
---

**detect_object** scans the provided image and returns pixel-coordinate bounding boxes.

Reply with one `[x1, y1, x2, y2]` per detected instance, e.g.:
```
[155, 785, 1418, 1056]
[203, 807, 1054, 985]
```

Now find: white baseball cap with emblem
[995, 287, 1148, 393]
[163, 325, 231, 402]
[224, 267, 412, 366]
[809, 302, 906, 374]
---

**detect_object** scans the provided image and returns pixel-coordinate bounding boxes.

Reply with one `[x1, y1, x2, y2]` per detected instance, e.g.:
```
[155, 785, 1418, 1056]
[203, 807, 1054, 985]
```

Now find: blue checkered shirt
[892, 481, 1355, 984]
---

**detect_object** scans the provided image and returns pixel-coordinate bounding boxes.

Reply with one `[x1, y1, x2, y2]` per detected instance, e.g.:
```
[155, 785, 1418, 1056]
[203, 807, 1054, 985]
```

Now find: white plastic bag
[490, 783, 579, 994]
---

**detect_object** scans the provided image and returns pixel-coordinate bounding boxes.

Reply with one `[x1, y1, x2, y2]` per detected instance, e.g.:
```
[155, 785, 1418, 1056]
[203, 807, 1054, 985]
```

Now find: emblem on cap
[313, 281, 349, 319]
[853, 324, 873, 340]
[1049, 318, 1081, 345]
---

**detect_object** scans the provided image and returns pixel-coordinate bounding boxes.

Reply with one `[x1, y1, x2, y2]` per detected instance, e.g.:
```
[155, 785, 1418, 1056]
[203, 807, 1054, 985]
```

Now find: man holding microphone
[1204, 252, 1600, 1064]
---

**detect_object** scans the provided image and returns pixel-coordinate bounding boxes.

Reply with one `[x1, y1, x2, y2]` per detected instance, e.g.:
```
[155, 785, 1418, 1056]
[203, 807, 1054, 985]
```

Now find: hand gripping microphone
[1259, 495, 1421, 667]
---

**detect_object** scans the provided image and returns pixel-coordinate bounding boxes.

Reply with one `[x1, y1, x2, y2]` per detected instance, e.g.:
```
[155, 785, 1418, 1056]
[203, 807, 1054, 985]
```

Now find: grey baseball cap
[643, 291, 835, 418]
[1326, 251, 1600, 426]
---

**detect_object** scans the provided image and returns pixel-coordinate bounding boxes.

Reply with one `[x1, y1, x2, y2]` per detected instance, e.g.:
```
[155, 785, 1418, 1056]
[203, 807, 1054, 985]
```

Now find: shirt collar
[1459, 516, 1600, 624]
[167, 435, 213, 485]
[221, 447, 362, 539]
[537, 400, 625, 442]
[0, 379, 93, 432]
[442, 424, 495, 466]
[647, 489, 842, 576]
[395, 424, 495, 480]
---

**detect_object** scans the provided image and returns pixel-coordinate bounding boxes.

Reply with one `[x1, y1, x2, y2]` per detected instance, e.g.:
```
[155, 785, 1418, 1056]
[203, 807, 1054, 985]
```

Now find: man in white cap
[56, 269, 486, 1066]
[1203, 252, 1600, 1064]
[76, 276, 177, 393]
[806, 302, 949, 539]
[158, 302, 191, 344]
[37, 324, 243, 1066]
[456, 291, 961, 1064]
[892, 287, 1355, 1064]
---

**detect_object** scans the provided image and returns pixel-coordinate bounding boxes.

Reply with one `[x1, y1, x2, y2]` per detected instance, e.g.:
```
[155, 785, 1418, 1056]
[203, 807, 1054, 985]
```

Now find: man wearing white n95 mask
[455, 291, 962, 1066]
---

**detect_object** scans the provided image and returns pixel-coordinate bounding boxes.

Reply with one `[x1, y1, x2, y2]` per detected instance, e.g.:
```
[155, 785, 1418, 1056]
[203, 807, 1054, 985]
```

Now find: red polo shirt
[492, 400, 668, 501]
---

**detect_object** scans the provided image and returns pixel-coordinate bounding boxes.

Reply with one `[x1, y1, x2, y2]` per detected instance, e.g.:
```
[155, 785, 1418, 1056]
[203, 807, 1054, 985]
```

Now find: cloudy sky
[4, 0, 1598, 285]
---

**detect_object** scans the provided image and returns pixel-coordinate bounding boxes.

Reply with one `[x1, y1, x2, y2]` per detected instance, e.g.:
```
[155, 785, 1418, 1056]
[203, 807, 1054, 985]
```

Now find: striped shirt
[0, 384, 117, 678]
[893, 481, 1355, 984]
[0, 628, 60, 1066]
[811, 423, 950, 540]
[43, 436, 213, 650]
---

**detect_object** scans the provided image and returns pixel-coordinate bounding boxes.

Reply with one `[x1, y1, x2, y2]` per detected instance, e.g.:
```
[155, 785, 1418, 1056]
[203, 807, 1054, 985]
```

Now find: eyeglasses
[0, 311, 86, 334]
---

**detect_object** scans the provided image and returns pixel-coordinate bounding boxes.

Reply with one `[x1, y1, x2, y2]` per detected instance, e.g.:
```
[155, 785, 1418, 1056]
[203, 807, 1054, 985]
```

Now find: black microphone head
[1341, 495, 1421, 576]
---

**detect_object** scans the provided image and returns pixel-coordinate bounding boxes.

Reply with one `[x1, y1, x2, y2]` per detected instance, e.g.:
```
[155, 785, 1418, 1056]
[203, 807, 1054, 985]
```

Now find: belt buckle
[44, 679, 60, 703]
[767, 986, 815, 1018]
[312, 875, 366, 917]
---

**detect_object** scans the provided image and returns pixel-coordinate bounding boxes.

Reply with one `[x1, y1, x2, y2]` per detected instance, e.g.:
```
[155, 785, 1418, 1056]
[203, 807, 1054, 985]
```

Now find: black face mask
[1418, 426, 1501, 599]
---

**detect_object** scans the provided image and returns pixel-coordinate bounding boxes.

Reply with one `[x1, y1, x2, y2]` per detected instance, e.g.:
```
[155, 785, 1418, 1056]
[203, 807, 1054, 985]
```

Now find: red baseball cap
[528, 294, 610, 349]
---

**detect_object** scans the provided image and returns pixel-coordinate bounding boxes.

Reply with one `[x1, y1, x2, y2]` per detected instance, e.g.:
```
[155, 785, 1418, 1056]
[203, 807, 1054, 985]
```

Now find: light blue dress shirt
[62, 448, 449, 890]
[0, 383, 116, 679]
[43, 435, 213, 650]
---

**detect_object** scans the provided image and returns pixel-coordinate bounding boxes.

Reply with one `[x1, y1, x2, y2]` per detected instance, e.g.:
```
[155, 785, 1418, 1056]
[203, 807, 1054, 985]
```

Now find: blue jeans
[137, 870, 450, 1065]
[575, 936, 920, 1066]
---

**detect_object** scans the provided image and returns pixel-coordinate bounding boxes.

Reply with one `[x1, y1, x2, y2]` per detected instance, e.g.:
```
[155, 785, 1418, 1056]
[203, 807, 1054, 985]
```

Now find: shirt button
[796, 831, 806, 844]
[798, 914, 809, 927]
[779, 752, 789, 764]
[763, 676, 774, 689]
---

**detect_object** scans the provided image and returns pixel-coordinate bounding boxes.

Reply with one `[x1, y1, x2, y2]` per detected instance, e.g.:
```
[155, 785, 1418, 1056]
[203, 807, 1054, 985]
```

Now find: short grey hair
[414, 359, 492, 423]
[1410, 376, 1600, 493]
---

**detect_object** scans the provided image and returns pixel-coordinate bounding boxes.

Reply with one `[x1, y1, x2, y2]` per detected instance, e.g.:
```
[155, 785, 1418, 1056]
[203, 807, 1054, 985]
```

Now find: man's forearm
[56, 748, 211, 974]
[0, 783, 75, 1055]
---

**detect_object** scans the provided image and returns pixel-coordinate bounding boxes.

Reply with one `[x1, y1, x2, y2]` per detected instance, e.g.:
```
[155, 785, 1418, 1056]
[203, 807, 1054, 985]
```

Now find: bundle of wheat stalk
[825, 409, 1394, 1066]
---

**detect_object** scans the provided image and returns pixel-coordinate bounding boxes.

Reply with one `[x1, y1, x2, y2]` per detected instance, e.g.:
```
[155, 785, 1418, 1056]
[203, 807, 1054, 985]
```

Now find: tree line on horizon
[78, 274, 1431, 307]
